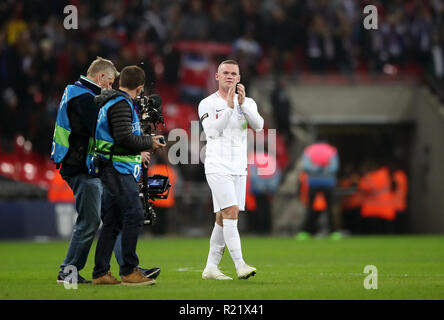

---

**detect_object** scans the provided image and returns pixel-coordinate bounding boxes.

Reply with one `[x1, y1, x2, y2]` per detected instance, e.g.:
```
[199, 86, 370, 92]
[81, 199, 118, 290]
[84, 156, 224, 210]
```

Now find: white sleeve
[198, 99, 234, 138]
[241, 98, 264, 131]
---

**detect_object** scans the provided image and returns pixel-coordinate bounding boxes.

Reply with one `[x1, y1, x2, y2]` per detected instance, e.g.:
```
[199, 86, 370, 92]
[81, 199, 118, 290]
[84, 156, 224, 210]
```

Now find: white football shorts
[205, 173, 246, 213]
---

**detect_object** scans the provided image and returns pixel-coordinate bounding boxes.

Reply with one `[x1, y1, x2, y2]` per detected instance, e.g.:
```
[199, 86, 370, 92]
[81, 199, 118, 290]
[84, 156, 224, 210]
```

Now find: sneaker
[92, 271, 121, 285]
[236, 264, 257, 280]
[121, 268, 156, 286]
[57, 272, 92, 284]
[138, 266, 161, 279]
[296, 232, 311, 240]
[330, 231, 343, 240]
[202, 267, 233, 280]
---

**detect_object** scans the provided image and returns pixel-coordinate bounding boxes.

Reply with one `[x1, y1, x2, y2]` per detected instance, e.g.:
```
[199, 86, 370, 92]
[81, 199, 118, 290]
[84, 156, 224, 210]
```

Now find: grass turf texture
[0, 235, 443, 300]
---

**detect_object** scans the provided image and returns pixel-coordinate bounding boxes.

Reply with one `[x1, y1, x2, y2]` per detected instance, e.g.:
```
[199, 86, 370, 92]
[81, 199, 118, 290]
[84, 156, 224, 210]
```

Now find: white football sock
[205, 223, 225, 269]
[222, 219, 246, 270]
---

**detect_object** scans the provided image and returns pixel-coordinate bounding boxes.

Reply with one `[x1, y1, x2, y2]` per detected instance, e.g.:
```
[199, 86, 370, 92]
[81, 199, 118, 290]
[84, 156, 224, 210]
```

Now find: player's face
[216, 64, 240, 91]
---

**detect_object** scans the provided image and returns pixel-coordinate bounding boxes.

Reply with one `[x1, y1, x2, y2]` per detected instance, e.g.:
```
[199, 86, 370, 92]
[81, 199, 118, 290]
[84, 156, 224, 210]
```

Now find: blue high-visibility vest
[50, 84, 96, 164]
[91, 94, 142, 181]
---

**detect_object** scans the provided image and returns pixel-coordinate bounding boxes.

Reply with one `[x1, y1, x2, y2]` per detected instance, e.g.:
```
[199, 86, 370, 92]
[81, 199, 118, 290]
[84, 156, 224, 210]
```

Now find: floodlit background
[1, 0, 444, 239]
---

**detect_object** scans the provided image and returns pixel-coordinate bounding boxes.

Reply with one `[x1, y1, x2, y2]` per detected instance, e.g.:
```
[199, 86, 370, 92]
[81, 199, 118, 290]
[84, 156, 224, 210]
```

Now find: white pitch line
[176, 267, 203, 273]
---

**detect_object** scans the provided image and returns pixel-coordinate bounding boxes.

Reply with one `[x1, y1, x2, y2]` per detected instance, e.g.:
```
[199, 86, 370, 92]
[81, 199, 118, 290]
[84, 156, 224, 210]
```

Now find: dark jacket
[60, 77, 102, 176]
[94, 89, 153, 153]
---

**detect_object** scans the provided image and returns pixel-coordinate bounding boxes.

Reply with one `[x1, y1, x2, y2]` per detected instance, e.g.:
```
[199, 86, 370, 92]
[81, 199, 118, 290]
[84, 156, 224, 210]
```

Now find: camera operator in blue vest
[91, 65, 166, 285]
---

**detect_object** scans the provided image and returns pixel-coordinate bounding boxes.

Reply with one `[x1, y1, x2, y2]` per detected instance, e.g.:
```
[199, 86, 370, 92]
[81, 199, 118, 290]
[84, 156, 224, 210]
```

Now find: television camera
[135, 91, 170, 225]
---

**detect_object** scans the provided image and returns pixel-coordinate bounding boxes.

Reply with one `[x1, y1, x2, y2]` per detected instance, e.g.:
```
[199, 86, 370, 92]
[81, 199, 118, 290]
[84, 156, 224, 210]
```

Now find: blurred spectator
[6, 2, 28, 46]
[333, 10, 355, 74]
[297, 140, 340, 239]
[209, 1, 237, 43]
[47, 169, 75, 203]
[266, 5, 295, 73]
[335, 158, 410, 235]
[141, 1, 168, 48]
[162, 42, 181, 85]
[239, 0, 263, 41]
[370, 8, 408, 73]
[247, 150, 281, 234]
[297, 171, 310, 209]
[179, 0, 209, 41]
[164, 2, 183, 42]
[232, 25, 262, 90]
[270, 75, 293, 145]
[358, 162, 396, 234]
[306, 14, 335, 73]
[391, 164, 408, 234]
[339, 163, 362, 234]
[1, 88, 21, 152]
[411, 3, 433, 65]
[430, 29, 444, 79]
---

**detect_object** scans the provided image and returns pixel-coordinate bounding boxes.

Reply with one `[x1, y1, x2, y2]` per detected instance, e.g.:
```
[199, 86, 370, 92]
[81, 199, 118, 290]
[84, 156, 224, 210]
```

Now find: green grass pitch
[0, 235, 443, 300]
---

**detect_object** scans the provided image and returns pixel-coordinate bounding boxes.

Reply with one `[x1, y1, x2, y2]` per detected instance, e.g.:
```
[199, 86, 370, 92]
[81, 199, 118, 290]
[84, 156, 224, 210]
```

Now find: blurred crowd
[1, 0, 444, 156]
[297, 158, 408, 236]
[339, 161, 408, 234]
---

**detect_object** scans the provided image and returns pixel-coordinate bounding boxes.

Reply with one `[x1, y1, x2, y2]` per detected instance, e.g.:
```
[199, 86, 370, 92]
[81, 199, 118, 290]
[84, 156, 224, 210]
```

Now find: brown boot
[121, 268, 156, 286]
[92, 271, 121, 285]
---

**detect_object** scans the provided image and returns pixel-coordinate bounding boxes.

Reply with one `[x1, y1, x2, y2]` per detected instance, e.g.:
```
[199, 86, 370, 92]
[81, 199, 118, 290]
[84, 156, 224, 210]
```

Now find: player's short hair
[87, 56, 119, 79]
[119, 65, 145, 90]
[217, 59, 239, 73]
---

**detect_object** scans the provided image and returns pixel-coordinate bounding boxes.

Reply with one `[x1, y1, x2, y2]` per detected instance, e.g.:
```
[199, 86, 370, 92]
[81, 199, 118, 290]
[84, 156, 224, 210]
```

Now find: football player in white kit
[198, 60, 264, 280]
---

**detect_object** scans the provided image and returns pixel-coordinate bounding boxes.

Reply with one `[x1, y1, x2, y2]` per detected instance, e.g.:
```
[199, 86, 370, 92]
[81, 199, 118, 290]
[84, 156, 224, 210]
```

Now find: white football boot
[202, 267, 233, 280]
[236, 264, 257, 279]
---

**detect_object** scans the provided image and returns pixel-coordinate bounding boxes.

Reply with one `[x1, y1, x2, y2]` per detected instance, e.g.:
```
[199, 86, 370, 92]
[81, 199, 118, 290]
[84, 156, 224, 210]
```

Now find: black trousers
[303, 186, 334, 234]
[93, 164, 144, 278]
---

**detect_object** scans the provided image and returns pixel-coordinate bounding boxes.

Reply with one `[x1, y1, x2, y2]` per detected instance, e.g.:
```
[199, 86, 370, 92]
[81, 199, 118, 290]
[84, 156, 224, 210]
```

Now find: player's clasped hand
[227, 83, 245, 109]
[227, 85, 235, 109]
[236, 83, 245, 106]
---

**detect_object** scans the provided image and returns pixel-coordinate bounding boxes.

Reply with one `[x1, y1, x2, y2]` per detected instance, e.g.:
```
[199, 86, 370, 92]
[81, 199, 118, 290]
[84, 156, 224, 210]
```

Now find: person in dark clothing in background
[91, 65, 166, 285]
[271, 75, 293, 145]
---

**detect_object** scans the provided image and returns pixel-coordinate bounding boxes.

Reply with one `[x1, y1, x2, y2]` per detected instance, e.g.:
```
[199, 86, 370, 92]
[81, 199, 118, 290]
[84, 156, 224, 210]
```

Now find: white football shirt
[198, 91, 264, 175]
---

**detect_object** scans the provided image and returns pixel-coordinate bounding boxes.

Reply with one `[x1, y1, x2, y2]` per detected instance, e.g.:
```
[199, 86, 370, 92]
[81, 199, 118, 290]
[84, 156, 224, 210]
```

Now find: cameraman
[91, 66, 166, 285]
